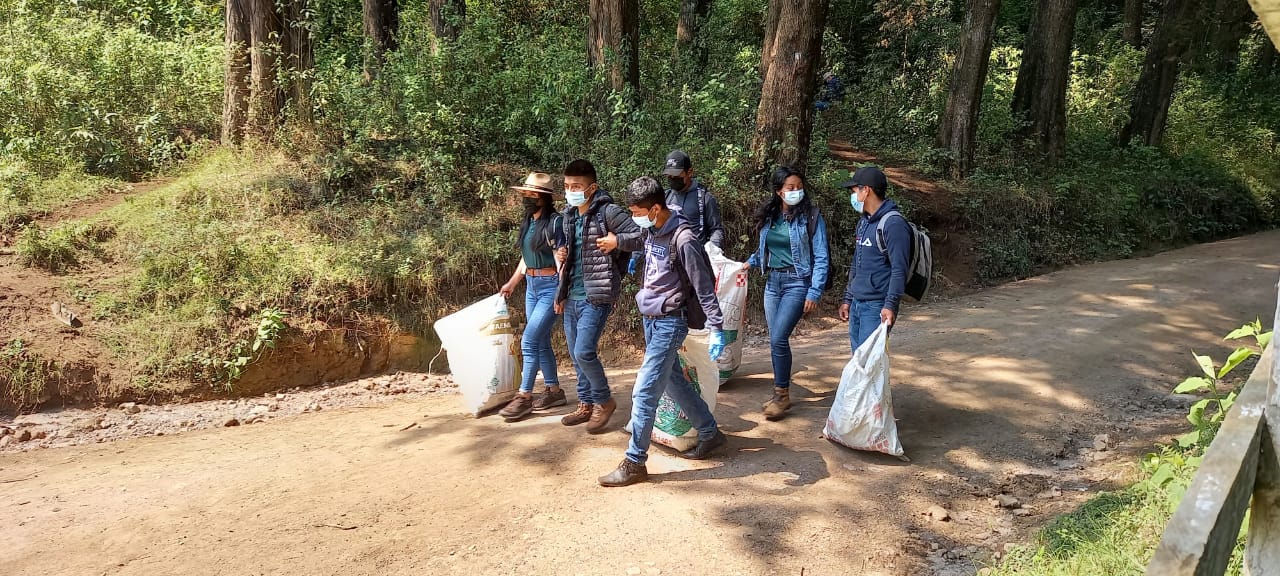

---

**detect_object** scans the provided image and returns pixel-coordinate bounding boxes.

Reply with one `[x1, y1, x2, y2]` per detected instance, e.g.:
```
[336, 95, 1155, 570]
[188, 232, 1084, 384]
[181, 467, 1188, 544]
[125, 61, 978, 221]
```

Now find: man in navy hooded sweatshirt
[839, 166, 912, 352]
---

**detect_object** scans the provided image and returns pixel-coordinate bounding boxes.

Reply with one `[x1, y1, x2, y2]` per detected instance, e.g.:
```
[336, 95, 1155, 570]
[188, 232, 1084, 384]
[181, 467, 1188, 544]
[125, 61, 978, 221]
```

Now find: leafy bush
[0, 1, 221, 177]
[16, 222, 114, 274]
[1, 339, 57, 410]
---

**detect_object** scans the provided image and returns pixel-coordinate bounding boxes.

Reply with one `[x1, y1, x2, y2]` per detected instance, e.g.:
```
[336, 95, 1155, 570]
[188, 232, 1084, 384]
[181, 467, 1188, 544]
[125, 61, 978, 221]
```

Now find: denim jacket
[747, 208, 831, 302]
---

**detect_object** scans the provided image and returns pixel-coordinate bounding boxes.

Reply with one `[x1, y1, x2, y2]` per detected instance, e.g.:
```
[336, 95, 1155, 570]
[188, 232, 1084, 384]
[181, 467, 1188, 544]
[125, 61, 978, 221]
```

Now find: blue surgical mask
[632, 214, 655, 229]
[566, 191, 587, 207]
[851, 192, 865, 213]
[782, 189, 805, 206]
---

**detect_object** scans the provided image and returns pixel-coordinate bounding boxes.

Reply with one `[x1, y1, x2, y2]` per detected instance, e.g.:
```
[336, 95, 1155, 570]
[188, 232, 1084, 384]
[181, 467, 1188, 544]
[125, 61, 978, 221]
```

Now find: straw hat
[510, 172, 555, 194]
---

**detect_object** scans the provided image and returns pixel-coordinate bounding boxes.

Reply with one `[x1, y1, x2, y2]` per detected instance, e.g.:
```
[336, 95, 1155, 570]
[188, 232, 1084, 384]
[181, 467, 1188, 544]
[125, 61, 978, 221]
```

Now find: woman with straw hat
[498, 172, 567, 421]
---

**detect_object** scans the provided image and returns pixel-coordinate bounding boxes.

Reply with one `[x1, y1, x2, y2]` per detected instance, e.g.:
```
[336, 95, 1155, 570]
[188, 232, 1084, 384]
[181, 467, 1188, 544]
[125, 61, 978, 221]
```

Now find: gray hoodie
[624, 210, 723, 330]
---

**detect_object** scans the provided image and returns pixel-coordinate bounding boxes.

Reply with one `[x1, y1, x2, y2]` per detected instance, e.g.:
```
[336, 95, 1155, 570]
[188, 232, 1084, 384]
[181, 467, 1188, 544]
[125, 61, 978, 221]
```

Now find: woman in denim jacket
[746, 166, 830, 421]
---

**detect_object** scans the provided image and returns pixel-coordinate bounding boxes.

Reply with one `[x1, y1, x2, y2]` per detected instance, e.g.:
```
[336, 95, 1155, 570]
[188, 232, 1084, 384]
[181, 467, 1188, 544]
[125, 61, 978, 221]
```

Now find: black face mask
[522, 197, 541, 212]
[668, 177, 686, 192]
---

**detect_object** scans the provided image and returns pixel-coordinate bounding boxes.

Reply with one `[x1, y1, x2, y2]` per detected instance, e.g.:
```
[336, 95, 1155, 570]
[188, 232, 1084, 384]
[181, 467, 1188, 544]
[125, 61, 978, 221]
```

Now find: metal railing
[1146, 279, 1280, 575]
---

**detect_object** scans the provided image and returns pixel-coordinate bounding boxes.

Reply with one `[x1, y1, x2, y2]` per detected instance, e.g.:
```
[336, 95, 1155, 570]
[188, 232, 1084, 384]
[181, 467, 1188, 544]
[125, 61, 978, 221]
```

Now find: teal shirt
[569, 215, 587, 301]
[766, 217, 794, 269]
[520, 218, 556, 270]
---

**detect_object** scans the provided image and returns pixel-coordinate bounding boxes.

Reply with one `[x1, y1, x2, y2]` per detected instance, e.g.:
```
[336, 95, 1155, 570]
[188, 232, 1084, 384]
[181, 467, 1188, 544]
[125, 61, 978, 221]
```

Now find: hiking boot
[586, 397, 617, 434]
[562, 402, 593, 426]
[598, 458, 649, 487]
[499, 393, 534, 421]
[680, 430, 727, 460]
[762, 387, 792, 421]
[533, 387, 567, 411]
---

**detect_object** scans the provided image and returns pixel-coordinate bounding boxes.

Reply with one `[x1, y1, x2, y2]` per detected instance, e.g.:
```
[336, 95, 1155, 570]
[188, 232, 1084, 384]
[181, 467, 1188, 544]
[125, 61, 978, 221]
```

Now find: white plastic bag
[625, 330, 721, 452]
[823, 323, 906, 459]
[704, 242, 748, 380]
[432, 294, 521, 416]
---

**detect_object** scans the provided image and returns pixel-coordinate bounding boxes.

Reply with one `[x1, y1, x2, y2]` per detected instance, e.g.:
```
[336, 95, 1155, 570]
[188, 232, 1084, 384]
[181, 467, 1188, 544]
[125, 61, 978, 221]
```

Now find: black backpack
[596, 205, 634, 275]
[665, 223, 712, 330]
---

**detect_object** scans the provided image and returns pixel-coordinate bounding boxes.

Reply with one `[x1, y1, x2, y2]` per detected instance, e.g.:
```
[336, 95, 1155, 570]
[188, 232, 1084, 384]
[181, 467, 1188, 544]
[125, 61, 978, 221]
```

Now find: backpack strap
[875, 210, 906, 255]
[697, 185, 706, 238]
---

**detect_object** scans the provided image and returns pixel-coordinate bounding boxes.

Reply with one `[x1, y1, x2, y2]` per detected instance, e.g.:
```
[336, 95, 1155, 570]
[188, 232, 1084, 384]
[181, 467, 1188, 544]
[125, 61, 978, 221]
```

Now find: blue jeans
[519, 275, 561, 394]
[626, 315, 718, 464]
[848, 299, 885, 354]
[763, 270, 809, 389]
[563, 299, 614, 405]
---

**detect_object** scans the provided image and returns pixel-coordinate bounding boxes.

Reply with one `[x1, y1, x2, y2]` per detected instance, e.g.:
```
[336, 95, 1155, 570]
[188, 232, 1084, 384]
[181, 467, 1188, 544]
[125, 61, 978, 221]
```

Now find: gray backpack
[875, 211, 932, 301]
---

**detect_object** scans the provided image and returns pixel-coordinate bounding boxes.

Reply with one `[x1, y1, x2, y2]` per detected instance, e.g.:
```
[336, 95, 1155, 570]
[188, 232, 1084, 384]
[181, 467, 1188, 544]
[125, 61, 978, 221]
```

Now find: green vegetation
[0, 0, 1276, 388]
[0, 339, 57, 410]
[15, 221, 114, 273]
[988, 322, 1271, 575]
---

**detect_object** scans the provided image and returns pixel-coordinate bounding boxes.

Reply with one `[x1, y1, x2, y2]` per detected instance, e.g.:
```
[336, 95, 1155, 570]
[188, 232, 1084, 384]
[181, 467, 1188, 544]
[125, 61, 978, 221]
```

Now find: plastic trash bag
[704, 242, 748, 380]
[823, 323, 906, 459]
[433, 294, 521, 416]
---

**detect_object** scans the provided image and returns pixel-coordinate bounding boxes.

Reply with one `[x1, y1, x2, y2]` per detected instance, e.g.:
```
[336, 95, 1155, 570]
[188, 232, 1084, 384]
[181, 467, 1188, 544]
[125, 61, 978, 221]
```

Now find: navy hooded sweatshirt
[843, 199, 912, 313]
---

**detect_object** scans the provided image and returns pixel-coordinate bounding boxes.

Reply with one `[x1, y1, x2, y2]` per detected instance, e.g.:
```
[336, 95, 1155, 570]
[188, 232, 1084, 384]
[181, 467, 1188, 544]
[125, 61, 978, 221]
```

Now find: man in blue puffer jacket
[838, 166, 912, 352]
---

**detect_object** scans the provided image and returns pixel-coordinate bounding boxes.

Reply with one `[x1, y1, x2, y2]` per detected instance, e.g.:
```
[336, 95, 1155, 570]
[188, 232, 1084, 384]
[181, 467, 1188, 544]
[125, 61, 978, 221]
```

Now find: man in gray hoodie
[598, 176, 729, 487]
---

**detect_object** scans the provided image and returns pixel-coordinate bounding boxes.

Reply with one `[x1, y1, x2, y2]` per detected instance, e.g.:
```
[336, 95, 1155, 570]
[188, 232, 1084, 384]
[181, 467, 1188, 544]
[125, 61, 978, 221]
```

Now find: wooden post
[1247, 278, 1280, 575]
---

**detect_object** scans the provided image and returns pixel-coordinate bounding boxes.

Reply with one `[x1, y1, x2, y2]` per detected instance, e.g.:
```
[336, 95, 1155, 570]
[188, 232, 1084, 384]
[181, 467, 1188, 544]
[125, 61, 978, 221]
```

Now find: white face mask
[566, 191, 587, 207]
[782, 189, 805, 206]
[632, 214, 655, 229]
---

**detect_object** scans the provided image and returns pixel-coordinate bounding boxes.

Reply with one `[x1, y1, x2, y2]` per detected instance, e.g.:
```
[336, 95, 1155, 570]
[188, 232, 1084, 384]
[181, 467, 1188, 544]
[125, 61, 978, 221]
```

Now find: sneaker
[499, 394, 534, 421]
[533, 387, 567, 411]
[561, 402, 593, 426]
[586, 397, 617, 434]
[598, 458, 649, 487]
[680, 430, 727, 460]
[762, 387, 791, 421]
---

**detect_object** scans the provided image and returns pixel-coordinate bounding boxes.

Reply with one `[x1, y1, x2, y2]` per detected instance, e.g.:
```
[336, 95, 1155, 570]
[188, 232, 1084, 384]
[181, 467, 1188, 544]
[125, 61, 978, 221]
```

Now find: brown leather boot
[586, 397, 617, 434]
[598, 458, 649, 487]
[561, 402, 593, 426]
[532, 387, 567, 411]
[762, 387, 791, 421]
[499, 393, 534, 421]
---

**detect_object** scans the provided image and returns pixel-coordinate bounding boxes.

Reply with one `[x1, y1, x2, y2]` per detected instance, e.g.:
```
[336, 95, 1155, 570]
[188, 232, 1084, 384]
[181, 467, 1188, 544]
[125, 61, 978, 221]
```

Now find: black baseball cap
[838, 166, 888, 196]
[662, 150, 692, 176]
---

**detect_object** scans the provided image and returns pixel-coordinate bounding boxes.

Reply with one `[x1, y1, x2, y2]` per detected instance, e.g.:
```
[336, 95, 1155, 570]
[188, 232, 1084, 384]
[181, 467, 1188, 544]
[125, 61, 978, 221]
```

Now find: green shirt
[569, 215, 587, 301]
[766, 217, 794, 269]
[520, 219, 556, 270]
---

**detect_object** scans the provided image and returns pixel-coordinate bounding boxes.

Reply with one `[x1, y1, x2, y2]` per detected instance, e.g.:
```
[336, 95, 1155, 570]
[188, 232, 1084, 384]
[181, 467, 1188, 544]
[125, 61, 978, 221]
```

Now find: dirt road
[3, 232, 1278, 576]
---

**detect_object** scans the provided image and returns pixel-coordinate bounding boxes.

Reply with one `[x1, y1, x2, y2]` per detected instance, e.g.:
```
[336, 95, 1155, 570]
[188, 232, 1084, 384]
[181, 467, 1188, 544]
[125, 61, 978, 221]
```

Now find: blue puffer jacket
[746, 207, 830, 302]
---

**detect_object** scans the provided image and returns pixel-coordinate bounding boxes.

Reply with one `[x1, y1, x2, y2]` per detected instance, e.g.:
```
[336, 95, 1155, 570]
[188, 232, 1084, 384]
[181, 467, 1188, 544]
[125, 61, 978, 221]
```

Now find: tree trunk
[1260, 33, 1277, 73]
[362, 0, 398, 79]
[1119, 0, 1199, 146]
[936, 0, 1002, 179]
[1009, 0, 1081, 161]
[222, 0, 252, 145]
[759, 0, 783, 81]
[1124, 0, 1143, 47]
[429, 0, 465, 54]
[588, 0, 640, 93]
[1208, 0, 1255, 68]
[283, 0, 313, 123]
[675, 0, 713, 70]
[751, 0, 828, 171]
[248, 0, 284, 137]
